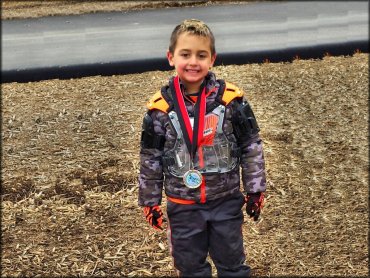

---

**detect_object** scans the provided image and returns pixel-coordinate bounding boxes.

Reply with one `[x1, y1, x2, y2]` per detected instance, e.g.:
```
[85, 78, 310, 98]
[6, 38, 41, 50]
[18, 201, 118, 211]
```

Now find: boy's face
[167, 32, 216, 93]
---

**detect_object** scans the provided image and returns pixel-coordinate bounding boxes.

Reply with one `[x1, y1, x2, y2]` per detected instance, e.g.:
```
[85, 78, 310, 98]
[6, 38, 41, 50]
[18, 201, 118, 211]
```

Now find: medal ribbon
[172, 75, 206, 159]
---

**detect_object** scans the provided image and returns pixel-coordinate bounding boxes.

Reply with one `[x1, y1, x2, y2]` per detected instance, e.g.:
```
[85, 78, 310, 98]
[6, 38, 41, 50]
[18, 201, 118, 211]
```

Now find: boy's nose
[189, 55, 197, 65]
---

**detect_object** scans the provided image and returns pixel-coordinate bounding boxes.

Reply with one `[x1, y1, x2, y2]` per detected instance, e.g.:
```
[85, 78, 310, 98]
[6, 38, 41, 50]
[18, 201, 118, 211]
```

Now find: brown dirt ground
[1, 53, 368, 277]
[1, 1, 369, 277]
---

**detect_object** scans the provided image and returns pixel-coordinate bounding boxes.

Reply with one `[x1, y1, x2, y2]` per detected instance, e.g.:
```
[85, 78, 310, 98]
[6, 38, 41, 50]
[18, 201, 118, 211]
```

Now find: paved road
[1, 1, 368, 82]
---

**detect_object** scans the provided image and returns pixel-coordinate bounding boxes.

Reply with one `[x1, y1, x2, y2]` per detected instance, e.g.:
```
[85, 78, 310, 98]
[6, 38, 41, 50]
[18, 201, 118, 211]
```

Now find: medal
[183, 170, 203, 189]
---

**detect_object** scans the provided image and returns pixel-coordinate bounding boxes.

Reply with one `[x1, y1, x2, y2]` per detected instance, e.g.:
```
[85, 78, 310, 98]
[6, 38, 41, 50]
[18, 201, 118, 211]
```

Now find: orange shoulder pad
[146, 91, 169, 113]
[222, 82, 244, 105]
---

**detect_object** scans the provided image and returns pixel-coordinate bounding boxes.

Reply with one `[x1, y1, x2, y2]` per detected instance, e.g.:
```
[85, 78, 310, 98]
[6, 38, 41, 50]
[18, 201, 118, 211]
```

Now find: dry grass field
[2, 53, 368, 277]
[1, 1, 369, 277]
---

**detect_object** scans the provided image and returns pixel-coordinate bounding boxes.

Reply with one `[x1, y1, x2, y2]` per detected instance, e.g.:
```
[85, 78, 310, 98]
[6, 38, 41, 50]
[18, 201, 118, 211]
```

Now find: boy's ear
[210, 53, 217, 67]
[167, 50, 174, 67]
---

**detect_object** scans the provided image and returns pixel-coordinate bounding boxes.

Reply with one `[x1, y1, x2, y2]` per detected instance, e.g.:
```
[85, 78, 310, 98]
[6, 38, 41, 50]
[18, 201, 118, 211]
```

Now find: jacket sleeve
[138, 110, 165, 207]
[239, 133, 266, 194]
[231, 97, 267, 194]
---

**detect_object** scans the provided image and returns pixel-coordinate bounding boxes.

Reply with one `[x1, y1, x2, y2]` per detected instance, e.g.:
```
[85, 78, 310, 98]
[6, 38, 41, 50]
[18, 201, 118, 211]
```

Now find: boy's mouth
[185, 69, 200, 73]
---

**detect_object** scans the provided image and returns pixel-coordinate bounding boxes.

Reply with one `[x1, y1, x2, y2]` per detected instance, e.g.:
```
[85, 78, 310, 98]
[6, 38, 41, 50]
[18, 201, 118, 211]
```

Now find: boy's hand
[143, 205, 164, 230]
[245, 192, 265, 221]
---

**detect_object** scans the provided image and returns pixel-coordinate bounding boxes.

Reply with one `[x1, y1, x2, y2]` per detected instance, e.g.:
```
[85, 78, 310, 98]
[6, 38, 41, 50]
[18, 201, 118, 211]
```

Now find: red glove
[143, 205, 164, 230]
[245, 192, 265, 221]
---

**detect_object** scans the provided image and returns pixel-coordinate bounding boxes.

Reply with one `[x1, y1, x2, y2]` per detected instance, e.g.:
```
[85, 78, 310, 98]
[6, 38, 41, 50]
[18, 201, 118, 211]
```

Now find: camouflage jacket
[138, 72, 266, 207]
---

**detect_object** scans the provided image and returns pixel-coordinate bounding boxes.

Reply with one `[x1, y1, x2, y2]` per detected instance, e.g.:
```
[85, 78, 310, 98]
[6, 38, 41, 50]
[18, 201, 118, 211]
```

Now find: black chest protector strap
[140, 112, 165, 150]
[232, 99, 260, 141]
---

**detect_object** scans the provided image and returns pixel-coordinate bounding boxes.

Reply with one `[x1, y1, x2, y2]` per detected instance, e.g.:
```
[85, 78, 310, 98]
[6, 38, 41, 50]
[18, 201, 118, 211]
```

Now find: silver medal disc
[183, 170, 203, 189]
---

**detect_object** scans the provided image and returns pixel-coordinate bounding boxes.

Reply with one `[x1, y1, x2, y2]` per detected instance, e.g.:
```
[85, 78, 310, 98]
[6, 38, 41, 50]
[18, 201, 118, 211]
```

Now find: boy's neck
[182, 80, 204, 95]
[185, 88, 199, 95]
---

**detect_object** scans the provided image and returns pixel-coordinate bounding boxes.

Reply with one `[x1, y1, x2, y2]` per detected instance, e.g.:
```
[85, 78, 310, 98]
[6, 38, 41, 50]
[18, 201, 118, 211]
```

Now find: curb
[1, 40, 368, 83]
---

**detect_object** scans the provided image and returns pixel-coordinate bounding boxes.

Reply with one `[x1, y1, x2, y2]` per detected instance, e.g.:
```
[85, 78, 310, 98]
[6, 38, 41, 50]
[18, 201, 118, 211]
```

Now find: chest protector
[147, 81, 243, 178]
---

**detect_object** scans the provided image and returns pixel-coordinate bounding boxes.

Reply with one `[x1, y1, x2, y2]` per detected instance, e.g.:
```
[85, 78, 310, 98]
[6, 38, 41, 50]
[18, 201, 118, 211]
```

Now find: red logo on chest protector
[201, 114, 218, 145]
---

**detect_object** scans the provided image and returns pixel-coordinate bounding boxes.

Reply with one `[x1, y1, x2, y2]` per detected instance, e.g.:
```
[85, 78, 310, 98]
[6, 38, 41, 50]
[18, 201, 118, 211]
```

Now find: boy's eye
[199, 54, 207, 59]
[181, 53, 190, 57]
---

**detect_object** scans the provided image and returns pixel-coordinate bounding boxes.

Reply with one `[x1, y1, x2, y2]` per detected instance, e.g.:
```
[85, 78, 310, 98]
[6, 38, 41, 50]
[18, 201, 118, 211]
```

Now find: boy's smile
[167, 33, 216, 94]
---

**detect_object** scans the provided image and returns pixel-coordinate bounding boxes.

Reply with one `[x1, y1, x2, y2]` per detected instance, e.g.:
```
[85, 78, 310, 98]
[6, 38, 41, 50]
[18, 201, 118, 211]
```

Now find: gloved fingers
[146, 213, 154, 222]
[143, 207, 153, 219]
[246, 207, 253, 216]
[146, 214, 162, 230]
[152, 209, 163, 218]
[153, 212, 167, 223]
[253, 206, 262, 221]
[245, 193, 265, 221]
[247, 209, 256, 218]
[144, 206, 164, 230]
[246, 204, 262, 221]
[259, 195, 265, 209]
[153, 218, 163, 230]
[152, 209, 163, 221]
[253, 207, 261, 221]
[246, 202, 258, 214]
[146, 214, 154, 224]
[150, 212, 163, 230]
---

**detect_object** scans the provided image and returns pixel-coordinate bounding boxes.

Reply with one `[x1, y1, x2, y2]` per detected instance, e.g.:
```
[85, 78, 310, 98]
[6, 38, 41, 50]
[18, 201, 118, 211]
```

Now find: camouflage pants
[166, 191, 251, 277]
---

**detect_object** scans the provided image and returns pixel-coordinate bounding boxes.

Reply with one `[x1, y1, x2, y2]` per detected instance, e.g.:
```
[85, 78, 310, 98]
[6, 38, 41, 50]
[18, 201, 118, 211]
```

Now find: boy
[139, 19, 266, 277]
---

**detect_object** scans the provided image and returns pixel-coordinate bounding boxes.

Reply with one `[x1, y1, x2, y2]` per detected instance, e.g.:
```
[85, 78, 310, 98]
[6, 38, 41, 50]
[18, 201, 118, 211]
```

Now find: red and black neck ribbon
[171, 76, 206, 158]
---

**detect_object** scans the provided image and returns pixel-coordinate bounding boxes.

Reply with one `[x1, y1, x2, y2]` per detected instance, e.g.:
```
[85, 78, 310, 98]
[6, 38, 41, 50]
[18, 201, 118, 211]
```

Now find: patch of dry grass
[1, 0, 256, 20]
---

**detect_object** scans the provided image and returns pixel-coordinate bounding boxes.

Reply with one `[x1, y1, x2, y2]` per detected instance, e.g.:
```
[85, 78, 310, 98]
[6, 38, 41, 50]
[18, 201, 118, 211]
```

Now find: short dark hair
[168, 19, 216, 55]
